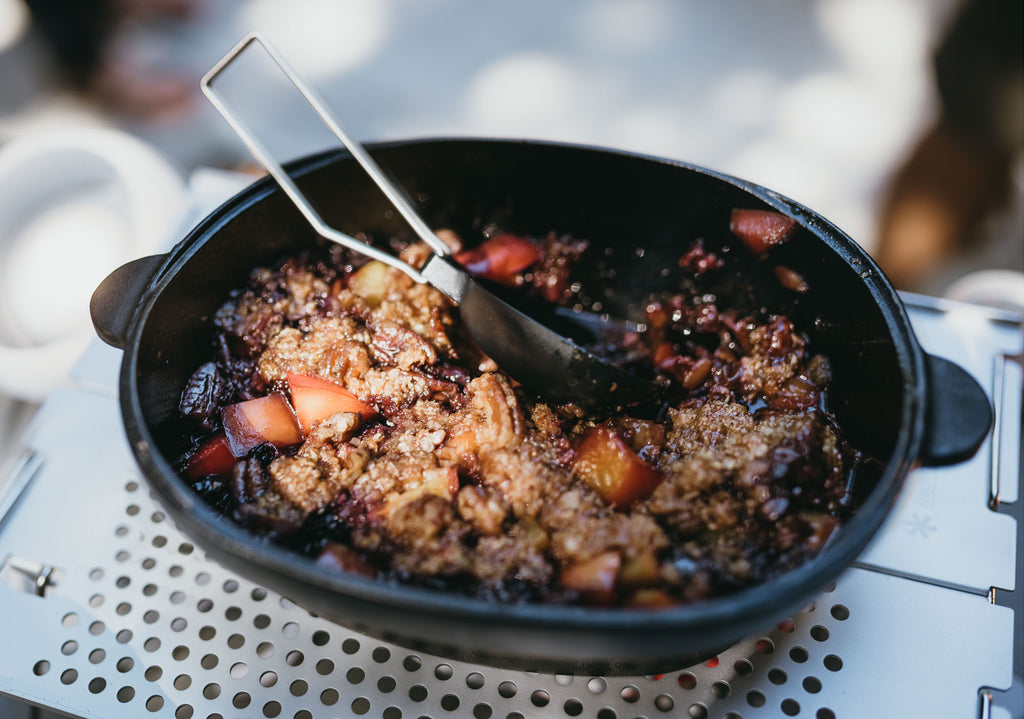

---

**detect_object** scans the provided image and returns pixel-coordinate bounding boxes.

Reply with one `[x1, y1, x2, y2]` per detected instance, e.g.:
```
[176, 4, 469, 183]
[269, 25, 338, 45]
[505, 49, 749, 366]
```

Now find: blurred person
[23, 0, 198, 122]
[874, 0, 1023, 293]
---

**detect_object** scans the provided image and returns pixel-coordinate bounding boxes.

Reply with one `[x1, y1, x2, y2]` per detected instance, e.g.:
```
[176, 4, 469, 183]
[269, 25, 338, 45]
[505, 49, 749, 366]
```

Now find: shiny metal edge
[0, 450, 42, 531]
[899, 291, 1024, 326]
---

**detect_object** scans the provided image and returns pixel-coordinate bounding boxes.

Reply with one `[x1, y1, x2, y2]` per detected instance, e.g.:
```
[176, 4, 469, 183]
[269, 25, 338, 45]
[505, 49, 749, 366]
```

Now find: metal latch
[0, 555, 63, 597]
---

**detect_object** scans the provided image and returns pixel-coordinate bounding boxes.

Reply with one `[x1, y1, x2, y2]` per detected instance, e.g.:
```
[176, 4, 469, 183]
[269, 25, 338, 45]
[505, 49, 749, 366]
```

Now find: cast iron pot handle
[90, 254, 166, 350]
[920, 353, 993, 467]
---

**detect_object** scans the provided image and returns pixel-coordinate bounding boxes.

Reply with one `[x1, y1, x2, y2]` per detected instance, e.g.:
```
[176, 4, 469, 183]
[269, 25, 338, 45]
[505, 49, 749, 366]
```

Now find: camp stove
[0, 294, 1020, 719]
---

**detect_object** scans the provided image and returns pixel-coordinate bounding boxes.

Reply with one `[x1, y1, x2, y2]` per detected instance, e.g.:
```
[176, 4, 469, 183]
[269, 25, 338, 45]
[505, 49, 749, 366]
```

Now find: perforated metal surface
[8, 451, 1013, 719]
[19, 471, 866, 719]
[0, 299, 1019, 719]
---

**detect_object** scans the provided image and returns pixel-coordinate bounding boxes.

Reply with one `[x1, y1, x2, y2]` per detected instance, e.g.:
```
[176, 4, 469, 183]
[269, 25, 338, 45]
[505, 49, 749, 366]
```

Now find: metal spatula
[201, 32, 663, 413]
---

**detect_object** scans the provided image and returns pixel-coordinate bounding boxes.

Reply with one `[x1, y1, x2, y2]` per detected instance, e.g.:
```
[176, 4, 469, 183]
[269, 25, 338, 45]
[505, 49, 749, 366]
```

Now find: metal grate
[25, 473, 856, 719]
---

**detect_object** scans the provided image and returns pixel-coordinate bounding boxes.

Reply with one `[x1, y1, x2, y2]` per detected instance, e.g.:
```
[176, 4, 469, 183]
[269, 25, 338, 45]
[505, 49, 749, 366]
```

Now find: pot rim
[119, 136, 926, 633]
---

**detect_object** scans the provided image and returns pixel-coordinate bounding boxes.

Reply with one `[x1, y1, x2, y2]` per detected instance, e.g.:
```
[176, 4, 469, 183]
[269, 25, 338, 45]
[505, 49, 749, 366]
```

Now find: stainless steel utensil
[199, 33, 663, 412]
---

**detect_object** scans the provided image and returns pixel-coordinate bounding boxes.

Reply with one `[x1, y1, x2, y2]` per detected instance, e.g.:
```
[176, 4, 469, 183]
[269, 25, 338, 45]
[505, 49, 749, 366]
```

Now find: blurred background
[1, 0, 1019, 280]
[0, 2, 1020, 715]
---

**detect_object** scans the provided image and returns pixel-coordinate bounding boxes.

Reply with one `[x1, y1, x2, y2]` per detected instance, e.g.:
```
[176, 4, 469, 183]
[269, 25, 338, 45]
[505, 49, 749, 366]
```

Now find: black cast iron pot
[91, 138, 992, 674]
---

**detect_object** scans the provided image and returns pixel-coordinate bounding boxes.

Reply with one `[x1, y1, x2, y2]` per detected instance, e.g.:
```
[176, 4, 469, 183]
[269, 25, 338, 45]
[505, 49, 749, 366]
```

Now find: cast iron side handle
[920, 353, 993, 467]
[90, 254, 166, 350]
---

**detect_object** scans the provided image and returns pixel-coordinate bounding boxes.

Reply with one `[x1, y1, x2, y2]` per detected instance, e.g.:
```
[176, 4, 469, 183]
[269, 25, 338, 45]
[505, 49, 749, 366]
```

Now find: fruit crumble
[178, 215, 856, 607]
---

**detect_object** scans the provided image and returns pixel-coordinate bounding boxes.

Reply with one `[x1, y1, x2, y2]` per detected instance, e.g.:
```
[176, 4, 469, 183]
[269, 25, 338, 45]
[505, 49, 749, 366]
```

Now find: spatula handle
[200, 32, 450, 283]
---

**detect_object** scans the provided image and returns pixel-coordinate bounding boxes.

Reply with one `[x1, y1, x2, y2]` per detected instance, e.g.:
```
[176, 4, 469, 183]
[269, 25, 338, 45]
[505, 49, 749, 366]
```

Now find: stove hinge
[0, 555, 63, 597]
